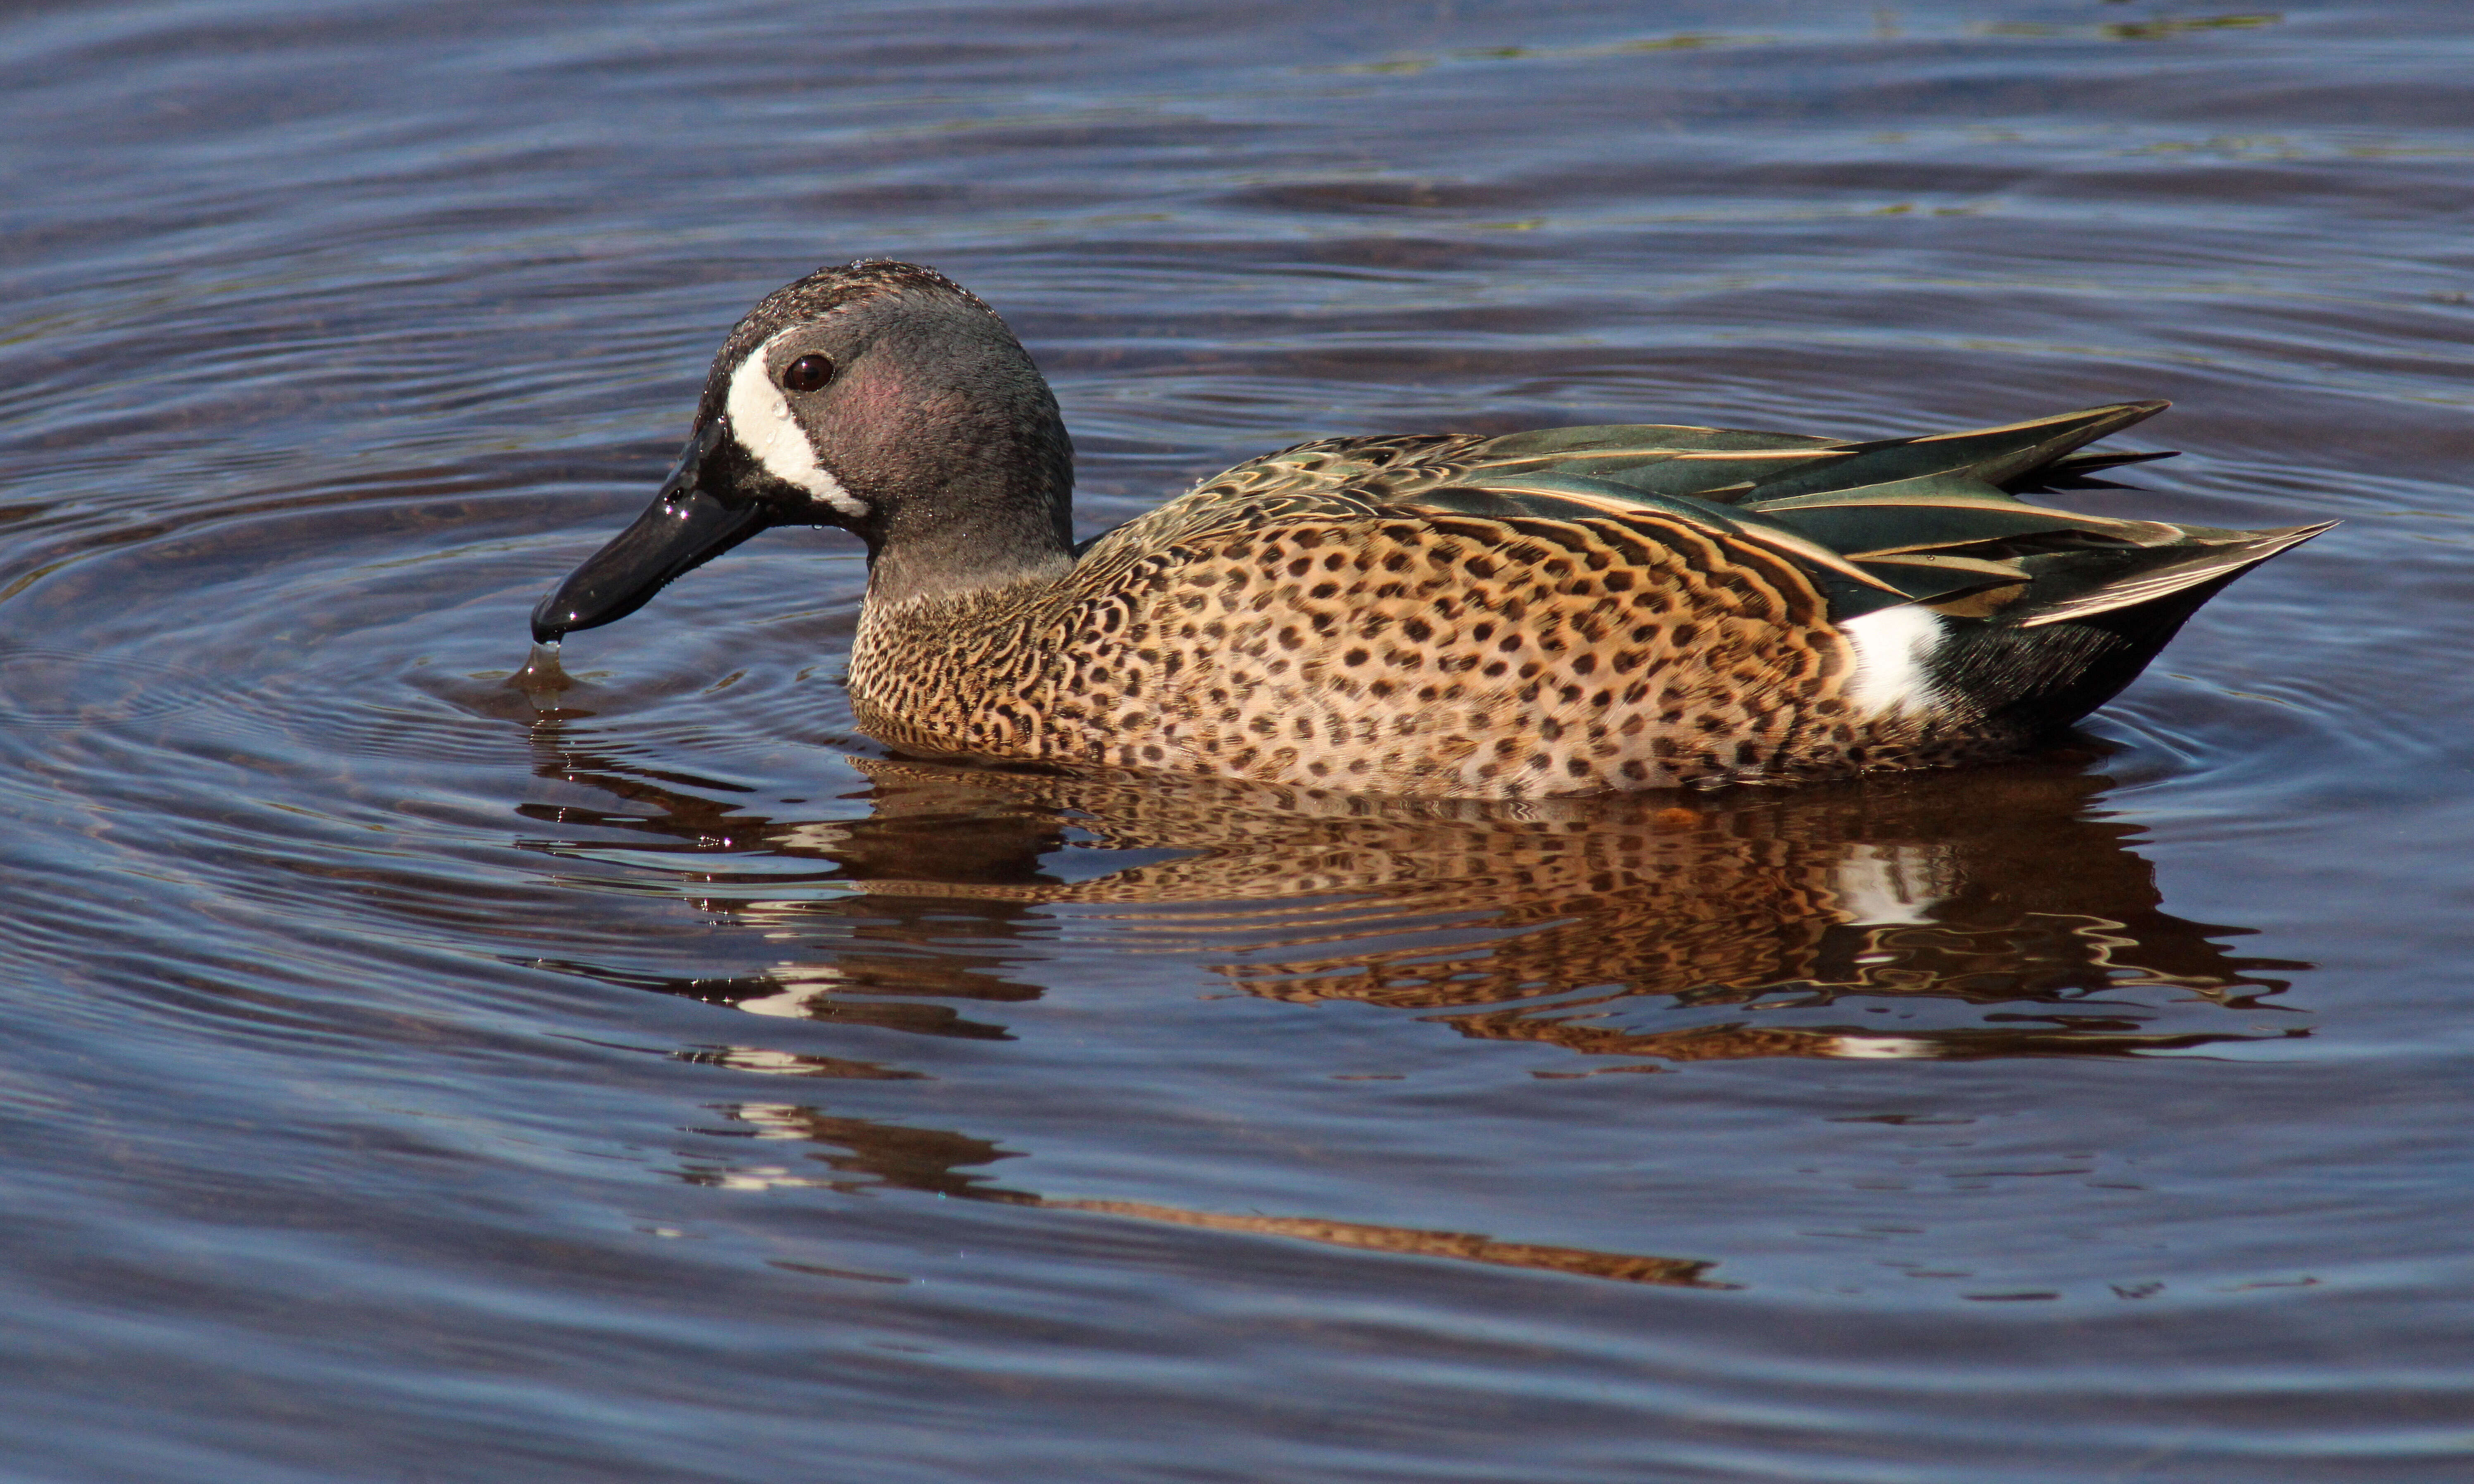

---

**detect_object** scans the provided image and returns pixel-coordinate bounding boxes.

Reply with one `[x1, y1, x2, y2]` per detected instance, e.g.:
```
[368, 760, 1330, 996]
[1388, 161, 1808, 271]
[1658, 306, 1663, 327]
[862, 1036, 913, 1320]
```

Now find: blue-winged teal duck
[533, 260, 2329, 798]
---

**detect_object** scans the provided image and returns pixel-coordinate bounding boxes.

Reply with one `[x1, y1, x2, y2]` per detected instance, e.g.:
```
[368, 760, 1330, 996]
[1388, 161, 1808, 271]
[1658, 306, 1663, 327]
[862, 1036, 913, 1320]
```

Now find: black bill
[529, 423, 771, 643]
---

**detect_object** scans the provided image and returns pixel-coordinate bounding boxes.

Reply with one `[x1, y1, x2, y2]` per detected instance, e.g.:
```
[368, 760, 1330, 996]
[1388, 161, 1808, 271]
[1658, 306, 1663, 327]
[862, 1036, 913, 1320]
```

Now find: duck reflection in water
[515, 725, 2309, 1070]
[674, 1100, 1737, 1291]
[510, 718, 2308, 1286]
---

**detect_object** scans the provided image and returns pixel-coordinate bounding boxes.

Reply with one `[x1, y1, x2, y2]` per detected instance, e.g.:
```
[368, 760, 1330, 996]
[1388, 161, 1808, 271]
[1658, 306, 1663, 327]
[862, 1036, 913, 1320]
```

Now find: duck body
[533, 260, 2328, 798]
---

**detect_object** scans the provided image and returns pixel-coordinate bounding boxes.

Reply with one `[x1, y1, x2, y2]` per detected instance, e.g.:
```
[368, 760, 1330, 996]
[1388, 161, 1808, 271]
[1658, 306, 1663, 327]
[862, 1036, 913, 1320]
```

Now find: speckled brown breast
[847, 462, 1992, 797]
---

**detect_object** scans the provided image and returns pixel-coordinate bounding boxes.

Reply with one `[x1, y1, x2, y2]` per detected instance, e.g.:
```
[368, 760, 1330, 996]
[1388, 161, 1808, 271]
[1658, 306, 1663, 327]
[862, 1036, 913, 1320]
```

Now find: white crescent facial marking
[1839, 605, 1947, 718]
[725, 334, 869, 519]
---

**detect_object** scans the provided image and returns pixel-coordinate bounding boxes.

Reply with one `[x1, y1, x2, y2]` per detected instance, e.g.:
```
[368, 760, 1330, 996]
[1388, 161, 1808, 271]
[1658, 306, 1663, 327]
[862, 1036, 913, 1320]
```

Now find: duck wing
[1370, 401, 2329, 731]
[1098, 401, 2326, 636]
[1396, 401, 2323, 631]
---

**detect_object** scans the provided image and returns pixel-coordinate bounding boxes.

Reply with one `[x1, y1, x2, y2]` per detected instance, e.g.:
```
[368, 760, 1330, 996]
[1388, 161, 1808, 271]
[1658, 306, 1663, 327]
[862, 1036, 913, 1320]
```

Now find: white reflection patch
[1828, 1036, 1938, 1060]
[1831, 841, 1948, 926]
[730, 986, 816, 1019]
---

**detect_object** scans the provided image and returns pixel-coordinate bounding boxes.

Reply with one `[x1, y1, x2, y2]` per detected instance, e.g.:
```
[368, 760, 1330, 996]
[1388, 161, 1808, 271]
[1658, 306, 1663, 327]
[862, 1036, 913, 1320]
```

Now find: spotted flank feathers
[534, 260, 2331, 798]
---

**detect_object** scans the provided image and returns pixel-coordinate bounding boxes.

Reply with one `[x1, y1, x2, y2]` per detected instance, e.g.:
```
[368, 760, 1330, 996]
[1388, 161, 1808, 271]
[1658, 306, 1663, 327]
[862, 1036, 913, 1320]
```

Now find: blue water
[5, 2, 2473, 1479]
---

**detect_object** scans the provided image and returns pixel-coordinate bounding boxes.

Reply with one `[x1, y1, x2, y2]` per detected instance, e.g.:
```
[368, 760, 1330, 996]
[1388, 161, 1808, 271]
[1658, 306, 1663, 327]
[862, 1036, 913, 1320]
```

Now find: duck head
[530, 260, 1074, 644]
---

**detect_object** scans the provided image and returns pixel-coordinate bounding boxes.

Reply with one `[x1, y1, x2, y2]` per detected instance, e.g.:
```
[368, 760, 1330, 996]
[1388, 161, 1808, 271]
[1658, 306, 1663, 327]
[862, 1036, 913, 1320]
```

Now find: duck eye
[781, 354, 834, 393]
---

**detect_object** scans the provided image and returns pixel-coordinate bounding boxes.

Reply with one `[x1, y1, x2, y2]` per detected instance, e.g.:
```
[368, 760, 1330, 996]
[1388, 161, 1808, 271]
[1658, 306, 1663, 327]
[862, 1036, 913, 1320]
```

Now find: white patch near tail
[726, 335, 871, 518]
[1839, 605, 1947, 718]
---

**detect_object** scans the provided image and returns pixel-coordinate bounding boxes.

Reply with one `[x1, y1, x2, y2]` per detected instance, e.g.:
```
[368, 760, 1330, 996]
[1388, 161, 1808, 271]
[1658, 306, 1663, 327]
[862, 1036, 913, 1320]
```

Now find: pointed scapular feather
[1480, 449, 1851, 502]
[1731, 401, 2169, 501]
[1859, 552, 2032, 581]
[1839, 560, 2022, 606]
[1474, 423, 1841, 457]
[1447, 402, 2172, 510]
[1851, 551, 2036, 605]
[1408, 473, 1915, 602]
[1745, 476, 2183, 555]
[2014, 523, 2334, 628]
[1409, 472, 1748, 532]
[1450, 425, 1839, 494]
[1725, 524, 1920, 598]
[2032, 448, 2180, 478]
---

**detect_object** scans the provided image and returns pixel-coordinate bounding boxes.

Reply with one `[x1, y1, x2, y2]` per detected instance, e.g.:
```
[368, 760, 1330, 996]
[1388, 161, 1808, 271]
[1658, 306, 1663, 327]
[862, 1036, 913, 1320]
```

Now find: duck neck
[864, 515, 1074, 609]
[853, 405, 1077, 610]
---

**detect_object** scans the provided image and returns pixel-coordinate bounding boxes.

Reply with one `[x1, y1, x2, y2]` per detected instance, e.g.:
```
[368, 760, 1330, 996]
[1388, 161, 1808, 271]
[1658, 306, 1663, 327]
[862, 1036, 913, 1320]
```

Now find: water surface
[5, 2, 2473, 1479]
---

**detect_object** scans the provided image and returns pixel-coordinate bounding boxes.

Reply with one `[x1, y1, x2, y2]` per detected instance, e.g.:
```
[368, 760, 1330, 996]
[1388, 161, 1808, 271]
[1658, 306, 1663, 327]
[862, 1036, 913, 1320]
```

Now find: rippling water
[6, 2, 2472, 1479]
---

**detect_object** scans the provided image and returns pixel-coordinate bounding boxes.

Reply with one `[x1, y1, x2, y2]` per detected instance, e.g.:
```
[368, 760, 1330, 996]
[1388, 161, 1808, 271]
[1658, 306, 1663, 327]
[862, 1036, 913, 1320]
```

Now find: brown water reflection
[682, 1100, 1733, 1290]
[518, 719, 2307, 1069]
